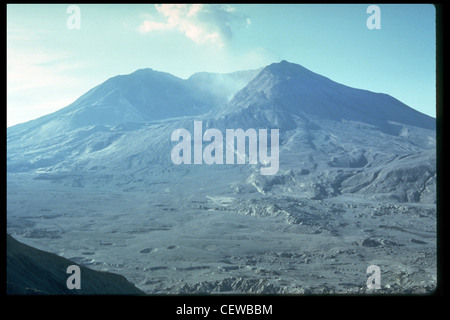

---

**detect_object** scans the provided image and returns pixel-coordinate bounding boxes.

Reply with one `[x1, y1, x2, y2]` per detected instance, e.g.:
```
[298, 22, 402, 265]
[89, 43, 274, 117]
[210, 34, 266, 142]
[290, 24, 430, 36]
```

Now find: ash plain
[7, 168, 436, 295]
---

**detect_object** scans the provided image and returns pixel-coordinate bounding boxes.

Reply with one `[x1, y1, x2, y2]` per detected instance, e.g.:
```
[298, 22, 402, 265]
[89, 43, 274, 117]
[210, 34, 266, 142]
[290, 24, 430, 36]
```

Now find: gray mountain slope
[212, 60, 435, 132]
[7, 60, 435, 203]
[7, 67, 260, 137]
[7, 234, 145, 295]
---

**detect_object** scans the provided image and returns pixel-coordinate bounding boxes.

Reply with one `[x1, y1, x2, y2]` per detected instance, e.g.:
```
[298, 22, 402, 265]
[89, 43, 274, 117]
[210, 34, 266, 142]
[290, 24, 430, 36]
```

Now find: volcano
[7, 60, 437, 294]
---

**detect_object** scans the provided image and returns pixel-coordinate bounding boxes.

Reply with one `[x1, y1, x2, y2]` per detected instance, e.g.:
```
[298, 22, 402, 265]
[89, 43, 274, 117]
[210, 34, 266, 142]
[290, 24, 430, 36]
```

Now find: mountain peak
[224, 60, 435, 131]
[113, 67, 179, 83]
[264, 60, 315, 76]
[132, 67, 154, 73]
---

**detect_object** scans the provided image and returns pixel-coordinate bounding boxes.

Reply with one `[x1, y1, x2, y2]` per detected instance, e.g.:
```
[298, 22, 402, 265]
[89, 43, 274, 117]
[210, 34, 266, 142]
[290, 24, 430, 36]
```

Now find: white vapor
[138, 4, 247, 46]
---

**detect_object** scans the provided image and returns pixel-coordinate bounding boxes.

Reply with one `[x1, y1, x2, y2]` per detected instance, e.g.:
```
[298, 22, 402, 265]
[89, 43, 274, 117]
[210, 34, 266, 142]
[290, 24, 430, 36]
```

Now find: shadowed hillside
[7, 234, 145, 295]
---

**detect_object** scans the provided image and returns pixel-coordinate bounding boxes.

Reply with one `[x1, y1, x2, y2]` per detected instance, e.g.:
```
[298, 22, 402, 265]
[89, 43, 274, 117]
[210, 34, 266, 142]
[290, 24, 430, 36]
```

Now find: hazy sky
[7, 4, 436, 127]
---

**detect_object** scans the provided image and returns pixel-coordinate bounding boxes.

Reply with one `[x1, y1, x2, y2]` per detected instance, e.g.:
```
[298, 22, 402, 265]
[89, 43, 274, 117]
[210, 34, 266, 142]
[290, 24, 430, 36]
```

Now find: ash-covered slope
[7, 67, 259, 138]
[206, 61, 436, 203]
[7, 60, 436, 203]
[213, 60, 435, 132]
[7, 69, 212, 138]
[7, 234, 145, 295]
[6, 67, 258, 172]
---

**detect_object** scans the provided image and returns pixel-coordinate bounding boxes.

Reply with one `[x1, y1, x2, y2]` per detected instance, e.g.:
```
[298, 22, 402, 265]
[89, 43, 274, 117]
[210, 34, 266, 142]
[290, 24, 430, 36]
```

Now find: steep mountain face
[213, 60, 435, 133]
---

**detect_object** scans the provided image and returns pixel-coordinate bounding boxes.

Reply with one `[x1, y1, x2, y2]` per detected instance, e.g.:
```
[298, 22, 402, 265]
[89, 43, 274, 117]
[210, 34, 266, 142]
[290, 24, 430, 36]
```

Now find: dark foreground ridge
[6, 234, 145, 295]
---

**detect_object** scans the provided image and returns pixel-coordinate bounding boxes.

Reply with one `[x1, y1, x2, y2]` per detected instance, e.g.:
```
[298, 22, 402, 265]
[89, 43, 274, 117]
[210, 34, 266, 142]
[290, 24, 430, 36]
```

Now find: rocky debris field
[7, 175, 436, 295]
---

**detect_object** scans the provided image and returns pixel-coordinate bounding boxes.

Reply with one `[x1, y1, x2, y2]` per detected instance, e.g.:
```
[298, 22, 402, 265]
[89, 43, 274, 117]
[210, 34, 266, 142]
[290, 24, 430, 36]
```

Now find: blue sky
[7, 4, 436, 127]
